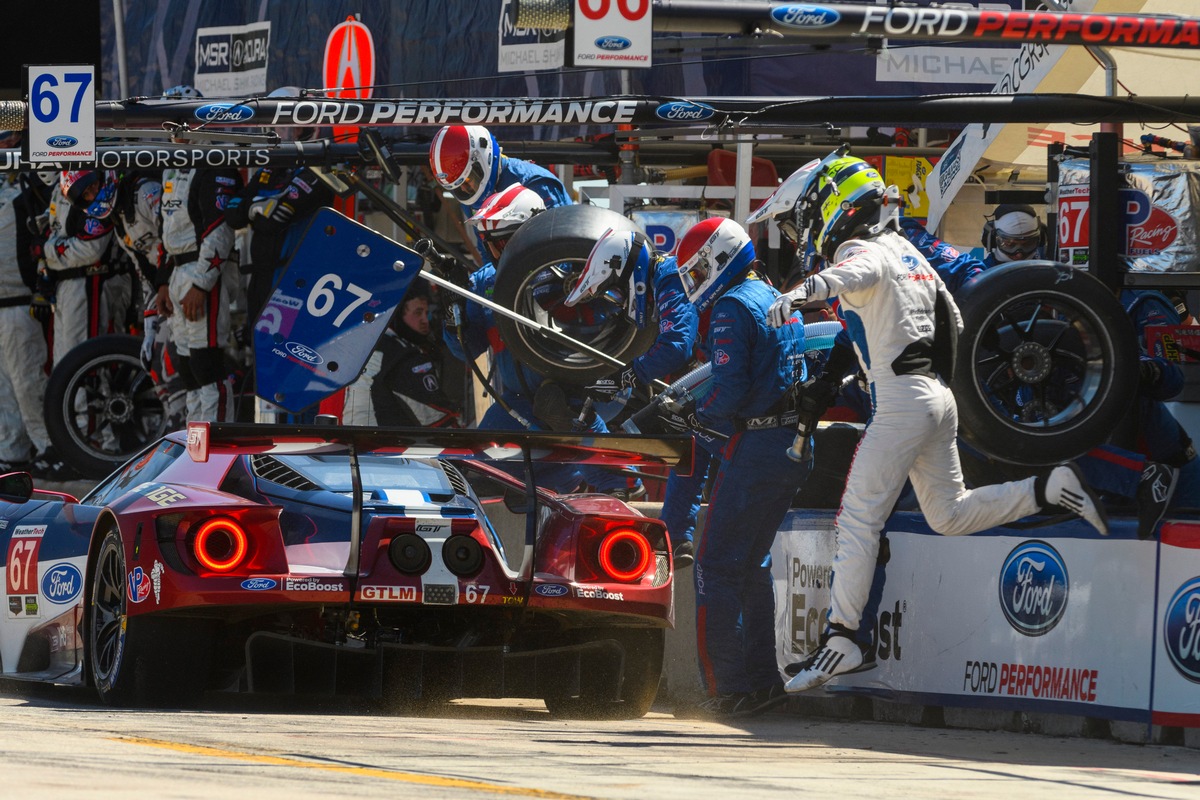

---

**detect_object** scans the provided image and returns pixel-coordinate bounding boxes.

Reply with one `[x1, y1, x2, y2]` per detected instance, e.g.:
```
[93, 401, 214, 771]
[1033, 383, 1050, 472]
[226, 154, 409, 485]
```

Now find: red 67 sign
[573, 0, 652, 68]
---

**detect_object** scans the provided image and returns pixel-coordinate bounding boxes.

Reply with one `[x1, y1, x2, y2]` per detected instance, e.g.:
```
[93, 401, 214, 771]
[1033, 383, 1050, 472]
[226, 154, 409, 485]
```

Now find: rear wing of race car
[185, 422, 695, 476]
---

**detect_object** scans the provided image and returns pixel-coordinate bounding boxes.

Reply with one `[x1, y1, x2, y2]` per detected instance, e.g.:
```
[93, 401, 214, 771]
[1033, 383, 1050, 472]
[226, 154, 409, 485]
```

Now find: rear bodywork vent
[440, 461, 471, 498]
[251, 455, 321, 492]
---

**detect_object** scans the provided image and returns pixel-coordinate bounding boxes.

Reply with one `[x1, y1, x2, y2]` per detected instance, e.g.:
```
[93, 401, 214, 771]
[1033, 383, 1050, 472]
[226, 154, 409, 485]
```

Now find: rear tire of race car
[492, 205, 658, 386]
[542, 628, 664, 720]
[952, 261, 1139, 466]
[87, 526, 212, 707]
[45, 334, 167, 480]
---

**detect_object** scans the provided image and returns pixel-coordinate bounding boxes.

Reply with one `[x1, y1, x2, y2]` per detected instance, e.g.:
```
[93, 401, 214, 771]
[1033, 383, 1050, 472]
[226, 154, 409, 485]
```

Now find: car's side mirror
[0, 472, 34, 503]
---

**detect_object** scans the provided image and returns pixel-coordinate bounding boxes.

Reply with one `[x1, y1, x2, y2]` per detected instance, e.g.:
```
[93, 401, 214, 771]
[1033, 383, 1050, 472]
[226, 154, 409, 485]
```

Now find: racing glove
[1139, 357, 1163, 388]
[656, 395, 700, 434]
[584, 365, 640, 401]
[29, 292, 53, 324]
[767, 284, 809, 328]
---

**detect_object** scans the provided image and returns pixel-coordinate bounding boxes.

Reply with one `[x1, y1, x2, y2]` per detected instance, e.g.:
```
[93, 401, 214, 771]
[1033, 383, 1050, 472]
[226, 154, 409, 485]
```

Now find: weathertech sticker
[7, 525, 47, 618]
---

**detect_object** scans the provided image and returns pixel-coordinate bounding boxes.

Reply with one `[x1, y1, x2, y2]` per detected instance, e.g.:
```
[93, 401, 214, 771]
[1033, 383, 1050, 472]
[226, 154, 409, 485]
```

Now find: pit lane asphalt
[1, 684, 1197, 799]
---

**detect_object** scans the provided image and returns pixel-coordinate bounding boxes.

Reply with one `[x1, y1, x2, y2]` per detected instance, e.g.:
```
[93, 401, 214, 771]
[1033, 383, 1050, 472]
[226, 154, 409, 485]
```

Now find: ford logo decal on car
[46, 135, 79, 148]
[41, 563, 83, 604]
[654, 101, 716, 122]
[596, 36, 631, 51]
[1163, 577, 1200, 683]
[241, 578, 278, 591]
[534, 583, 569, 597]
[195, 103, 256, 123]
[285, 342, 324, 365]
[770, 5, 842, 28]
[998, 540, 1069, 636]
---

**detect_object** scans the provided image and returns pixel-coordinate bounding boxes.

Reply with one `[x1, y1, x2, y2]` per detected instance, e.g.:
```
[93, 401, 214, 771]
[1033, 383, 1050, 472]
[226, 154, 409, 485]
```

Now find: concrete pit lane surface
[1, 687, 1198, 799]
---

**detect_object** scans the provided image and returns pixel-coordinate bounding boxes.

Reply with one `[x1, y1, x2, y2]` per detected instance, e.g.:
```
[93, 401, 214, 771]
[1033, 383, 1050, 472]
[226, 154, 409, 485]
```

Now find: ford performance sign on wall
[573, 0, 652, 68]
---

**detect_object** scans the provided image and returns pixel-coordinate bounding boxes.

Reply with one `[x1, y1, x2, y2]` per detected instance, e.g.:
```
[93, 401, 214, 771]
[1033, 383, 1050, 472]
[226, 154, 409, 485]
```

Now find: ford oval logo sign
[285, 341, 324, 365]
[654, 101, 716, 122]
[241, 578, 278, 591]
[534, 583, 569, 597]
[595, 36, 631, 51]
[195, 103, 256, 123]
[999, 541, 1069, 637]
[1163, 577, 1200, 683]
[771, 5, 842, 28]
[41, 563, 83, 604]
[47, 135, 79, 148]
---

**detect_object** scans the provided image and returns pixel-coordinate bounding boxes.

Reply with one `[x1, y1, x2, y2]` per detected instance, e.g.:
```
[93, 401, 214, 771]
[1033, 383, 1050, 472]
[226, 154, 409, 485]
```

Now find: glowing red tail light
[597, 528, 653, 582]
[191, 517, 250, 572]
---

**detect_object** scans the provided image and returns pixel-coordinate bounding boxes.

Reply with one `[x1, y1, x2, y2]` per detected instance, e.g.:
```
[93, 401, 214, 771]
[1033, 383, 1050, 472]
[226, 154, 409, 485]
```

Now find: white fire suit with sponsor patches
[160, 168, 241, 422]
[802, 230, 1041, 632]
[42, 185, 124, 366]
[0, 177, 49, 463]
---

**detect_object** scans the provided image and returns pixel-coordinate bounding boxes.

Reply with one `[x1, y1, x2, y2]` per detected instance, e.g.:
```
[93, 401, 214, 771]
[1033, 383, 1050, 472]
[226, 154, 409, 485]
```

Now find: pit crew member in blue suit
[440, 185, 640, 497]
[670, 217, 810, 718]
[430, 124, 571, 262]
[766, 152, 1108, 694]
[563, 226, 703, 565]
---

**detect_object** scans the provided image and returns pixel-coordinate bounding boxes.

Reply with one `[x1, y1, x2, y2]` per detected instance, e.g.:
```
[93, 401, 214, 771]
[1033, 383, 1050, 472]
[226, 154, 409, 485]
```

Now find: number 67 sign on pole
[24, 65, 96, 165]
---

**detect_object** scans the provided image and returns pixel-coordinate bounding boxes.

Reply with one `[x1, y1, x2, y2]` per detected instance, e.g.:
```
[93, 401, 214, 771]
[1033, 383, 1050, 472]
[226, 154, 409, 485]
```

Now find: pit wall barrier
[644, 503, 1200, 747]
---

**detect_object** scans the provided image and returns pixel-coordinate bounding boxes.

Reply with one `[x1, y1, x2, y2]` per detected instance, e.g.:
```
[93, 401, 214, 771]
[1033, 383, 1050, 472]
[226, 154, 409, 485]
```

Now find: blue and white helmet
[565, 227, 654, 327]
[162, 84, 203, 99]
[676, 217, 756, 311]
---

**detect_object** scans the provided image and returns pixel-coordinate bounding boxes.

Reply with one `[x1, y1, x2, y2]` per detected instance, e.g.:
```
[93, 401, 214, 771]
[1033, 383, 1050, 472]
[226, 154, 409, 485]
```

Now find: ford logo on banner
[41, 563, 82, 604]
[1163, 577, 1200, 683]
[195, 103, 256, 123]
[241, 577, 278, 591]
[534, 583, 569, 597]
[47, 135, 78, 148]
[654, 101, 716, 122]
[999, 541, 1069, 636]
[771, 5, 842, 28]
[596, 36, 631, 51]
[286, 341, 324, 364]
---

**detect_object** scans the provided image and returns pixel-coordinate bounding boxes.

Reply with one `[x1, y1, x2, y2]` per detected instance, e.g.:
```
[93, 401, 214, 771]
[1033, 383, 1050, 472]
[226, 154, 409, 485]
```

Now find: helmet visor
[450, 157, 489, 203]
[995, 231, 1040, 258]
[679, 252, 710, 297]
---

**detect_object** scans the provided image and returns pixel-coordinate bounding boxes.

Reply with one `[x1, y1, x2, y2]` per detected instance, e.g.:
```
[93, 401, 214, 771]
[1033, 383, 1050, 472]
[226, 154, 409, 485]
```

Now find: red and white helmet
[60, 170, 118, 219]
[466, 184, 546, 260]
[429, 124, 500, 206]
[676, 217, 757, 311]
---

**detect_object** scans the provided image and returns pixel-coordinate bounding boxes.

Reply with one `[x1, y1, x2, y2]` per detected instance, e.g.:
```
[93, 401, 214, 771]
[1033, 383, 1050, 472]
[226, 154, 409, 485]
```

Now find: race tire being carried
[45, 334, 167, 479]
[493, 205, 657, 386]
[951, 260, 1138, 466]
[542, 628, 664, 720]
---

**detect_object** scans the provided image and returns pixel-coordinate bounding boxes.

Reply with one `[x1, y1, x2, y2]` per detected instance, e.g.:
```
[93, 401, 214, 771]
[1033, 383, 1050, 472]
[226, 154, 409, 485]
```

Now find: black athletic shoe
[606, 482, 647, 502]
[736, 682, 789, 717]
[674, 692, 749, 719]
[1136, 461, 1179, 540]
[672, 540, 695, 570]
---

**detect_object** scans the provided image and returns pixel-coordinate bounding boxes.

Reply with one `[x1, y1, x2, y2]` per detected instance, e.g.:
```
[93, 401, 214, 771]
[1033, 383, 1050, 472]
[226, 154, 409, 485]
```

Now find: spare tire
[951, 260, 1138, 466]
[492, 205, 657, 385]
[45, 334, 167, 479]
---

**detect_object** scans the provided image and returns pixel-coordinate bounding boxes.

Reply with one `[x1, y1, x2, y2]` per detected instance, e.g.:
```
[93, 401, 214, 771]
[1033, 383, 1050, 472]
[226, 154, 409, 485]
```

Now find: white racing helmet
[429, 124, 500, 206]
[745, 158, 820, 242]
[565, 227, 655, 327]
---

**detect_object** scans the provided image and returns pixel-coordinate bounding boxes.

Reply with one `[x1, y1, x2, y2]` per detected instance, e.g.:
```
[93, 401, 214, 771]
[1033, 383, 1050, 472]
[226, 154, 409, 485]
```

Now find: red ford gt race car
[0, 423, 692, 719]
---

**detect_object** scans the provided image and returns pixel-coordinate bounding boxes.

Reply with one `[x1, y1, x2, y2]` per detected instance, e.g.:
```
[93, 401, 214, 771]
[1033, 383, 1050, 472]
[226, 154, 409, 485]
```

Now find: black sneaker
[29, 448, 78, 482]
[1136, 461, 1179, 540]
[734, 682, 789, 717]
[673, 540, 695, 570]
[606, 482, 647, 502]
[674, 692, 749, 719]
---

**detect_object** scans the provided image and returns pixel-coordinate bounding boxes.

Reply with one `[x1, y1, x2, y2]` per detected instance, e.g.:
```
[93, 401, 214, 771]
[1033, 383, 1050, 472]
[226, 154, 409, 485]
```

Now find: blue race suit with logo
[1077, 290, 1199, 507]
[801, 231, 1044, 633]
[443, 262, 625, 493]
[693, 275, 810, 697]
